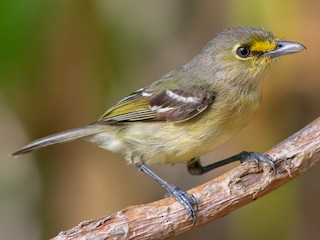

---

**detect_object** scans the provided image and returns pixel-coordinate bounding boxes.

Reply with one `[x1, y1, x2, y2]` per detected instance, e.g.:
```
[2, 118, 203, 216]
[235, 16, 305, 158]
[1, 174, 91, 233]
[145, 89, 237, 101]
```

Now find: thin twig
[53, 117, 320, 240]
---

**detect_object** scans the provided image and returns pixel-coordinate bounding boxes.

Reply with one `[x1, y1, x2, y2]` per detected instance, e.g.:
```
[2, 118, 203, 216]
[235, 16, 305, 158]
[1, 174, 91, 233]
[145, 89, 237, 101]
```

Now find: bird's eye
[236, 46, 251, 58]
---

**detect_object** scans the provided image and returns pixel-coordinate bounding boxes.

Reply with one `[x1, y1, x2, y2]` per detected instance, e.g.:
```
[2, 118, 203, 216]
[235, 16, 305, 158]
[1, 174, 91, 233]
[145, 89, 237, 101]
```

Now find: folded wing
[99, 88, 216, 123]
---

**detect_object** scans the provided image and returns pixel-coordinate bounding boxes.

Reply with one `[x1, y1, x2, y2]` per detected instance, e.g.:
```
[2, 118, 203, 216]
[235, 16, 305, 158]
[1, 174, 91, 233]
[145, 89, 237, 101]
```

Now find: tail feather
[12, 125, 105, 156]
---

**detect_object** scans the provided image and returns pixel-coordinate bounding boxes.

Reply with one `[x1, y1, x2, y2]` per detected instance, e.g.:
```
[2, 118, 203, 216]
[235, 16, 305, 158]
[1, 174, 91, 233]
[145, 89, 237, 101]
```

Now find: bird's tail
[12, 125, 106, 156]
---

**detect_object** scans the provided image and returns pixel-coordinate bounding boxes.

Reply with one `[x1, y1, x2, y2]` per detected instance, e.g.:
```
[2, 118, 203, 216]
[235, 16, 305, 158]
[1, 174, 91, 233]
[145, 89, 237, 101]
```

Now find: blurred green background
[1, 0, 320, 239]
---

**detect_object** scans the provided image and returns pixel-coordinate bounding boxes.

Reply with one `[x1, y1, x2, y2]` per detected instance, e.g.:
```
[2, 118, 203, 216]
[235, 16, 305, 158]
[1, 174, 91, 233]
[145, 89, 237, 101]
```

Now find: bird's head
[199, 26, 305, 85]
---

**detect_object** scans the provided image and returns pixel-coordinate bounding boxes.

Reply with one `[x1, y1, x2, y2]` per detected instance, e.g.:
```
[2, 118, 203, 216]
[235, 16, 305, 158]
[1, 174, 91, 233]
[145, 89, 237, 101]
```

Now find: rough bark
[53, 117, 320, 240]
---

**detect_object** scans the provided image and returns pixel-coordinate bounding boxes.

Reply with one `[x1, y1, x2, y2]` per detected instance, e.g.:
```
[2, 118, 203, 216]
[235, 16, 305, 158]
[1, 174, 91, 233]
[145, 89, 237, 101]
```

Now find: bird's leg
[187, 151, 275, 176]
[135, 163, 197, 224]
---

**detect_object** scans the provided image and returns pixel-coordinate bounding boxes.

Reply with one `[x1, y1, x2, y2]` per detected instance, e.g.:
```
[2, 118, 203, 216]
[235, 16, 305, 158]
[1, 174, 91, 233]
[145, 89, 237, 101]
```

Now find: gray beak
[261, 40, 306, 58]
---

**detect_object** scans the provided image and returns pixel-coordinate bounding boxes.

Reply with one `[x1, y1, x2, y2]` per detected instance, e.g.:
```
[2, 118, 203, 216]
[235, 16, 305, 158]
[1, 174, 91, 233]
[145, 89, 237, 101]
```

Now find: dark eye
[236, 46, 251, 58]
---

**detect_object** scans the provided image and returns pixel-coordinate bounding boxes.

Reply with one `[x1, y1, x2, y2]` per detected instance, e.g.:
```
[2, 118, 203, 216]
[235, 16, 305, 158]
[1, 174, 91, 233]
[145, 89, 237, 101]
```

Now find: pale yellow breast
[119, 89, 261, 165]
[94, 85, 263, 166]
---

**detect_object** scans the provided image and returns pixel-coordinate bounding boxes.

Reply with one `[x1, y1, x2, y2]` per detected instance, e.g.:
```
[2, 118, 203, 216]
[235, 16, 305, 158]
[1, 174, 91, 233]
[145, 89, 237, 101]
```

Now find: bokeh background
[1, 0, 320, 239]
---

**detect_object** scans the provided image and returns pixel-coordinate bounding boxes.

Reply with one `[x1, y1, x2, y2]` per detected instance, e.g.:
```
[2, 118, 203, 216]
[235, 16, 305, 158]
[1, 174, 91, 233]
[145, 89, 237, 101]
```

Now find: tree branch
[53, 117, 320, 240]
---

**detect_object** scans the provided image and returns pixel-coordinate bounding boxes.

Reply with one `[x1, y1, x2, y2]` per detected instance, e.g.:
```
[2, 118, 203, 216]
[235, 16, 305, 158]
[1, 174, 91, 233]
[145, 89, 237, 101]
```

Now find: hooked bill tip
[262, 40, 305, 58]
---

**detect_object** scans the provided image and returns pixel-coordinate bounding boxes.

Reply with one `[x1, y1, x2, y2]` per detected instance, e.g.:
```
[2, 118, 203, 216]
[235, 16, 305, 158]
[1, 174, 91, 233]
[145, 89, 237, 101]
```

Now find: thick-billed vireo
[12, 26, 305, 223]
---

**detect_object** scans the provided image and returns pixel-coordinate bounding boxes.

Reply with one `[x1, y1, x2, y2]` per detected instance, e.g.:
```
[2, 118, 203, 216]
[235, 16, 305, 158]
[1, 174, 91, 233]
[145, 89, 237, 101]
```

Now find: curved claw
[165, 184, 198, 225]
[239, 151, 276, 172]
[135, 163, 198, 225]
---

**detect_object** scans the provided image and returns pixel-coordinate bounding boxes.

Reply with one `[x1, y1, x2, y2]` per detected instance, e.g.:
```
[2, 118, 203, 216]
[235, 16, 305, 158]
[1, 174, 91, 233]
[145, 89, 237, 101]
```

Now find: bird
[12, 26, 305, 223]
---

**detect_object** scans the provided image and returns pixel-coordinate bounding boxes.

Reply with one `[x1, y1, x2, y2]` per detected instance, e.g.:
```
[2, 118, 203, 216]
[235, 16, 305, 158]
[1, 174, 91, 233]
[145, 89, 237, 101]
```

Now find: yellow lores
[12, 26, 305, 223]
[251, 40, 277, 52]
